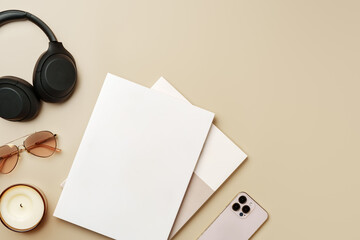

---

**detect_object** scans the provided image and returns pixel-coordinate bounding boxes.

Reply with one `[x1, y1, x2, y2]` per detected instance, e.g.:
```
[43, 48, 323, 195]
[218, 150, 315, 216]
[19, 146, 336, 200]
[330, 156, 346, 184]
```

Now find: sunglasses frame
[0, 131, 61, 174]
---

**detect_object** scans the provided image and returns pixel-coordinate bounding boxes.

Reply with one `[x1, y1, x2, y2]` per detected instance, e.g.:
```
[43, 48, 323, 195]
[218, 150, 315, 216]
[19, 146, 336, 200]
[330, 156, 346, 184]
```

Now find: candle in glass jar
[0, 184, 46, 232]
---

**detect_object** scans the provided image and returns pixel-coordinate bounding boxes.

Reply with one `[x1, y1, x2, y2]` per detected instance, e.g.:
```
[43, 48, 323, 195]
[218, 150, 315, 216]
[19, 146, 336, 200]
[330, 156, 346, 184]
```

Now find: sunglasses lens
[0, 145, 19, 174]
[24, 131, 56, 157]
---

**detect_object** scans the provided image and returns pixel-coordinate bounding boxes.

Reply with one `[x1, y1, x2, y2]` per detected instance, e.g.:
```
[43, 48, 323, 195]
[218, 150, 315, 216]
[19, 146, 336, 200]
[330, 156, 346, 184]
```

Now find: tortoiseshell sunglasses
[0, 131, 61, 174]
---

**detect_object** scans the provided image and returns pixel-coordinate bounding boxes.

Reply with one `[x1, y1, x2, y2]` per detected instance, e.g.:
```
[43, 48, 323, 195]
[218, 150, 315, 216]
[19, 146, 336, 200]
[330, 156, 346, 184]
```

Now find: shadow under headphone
[0, 10, 77, 122]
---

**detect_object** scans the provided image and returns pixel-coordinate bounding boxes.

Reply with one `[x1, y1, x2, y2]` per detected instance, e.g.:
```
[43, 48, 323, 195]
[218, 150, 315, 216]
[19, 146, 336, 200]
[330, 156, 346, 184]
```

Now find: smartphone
[198, 192, 268, 240]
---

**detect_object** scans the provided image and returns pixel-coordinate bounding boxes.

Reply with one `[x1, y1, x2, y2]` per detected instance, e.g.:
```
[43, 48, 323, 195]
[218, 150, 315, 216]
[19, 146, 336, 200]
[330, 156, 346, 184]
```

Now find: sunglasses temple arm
[34, 135, 56, 145]
[31, 134, 61, 152]
[0, 158, 6, 170]
[26, 144, 61, 152]
[0, 151, 19, 161]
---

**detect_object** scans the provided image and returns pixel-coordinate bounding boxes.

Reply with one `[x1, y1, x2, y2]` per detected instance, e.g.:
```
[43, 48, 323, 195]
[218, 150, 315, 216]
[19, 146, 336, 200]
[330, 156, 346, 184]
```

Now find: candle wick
[20, 203, 23, 208]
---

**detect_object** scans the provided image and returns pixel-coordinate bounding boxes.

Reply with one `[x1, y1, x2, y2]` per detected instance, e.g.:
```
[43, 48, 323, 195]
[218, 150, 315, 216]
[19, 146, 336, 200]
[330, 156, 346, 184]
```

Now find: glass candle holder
[0, 184, 47, 232]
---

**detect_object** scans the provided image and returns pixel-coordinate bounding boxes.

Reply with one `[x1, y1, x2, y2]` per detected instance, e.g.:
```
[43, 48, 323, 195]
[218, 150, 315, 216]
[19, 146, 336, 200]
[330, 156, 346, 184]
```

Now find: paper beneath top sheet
[152, 77, 247, 191]
[152, 77, 247, 238]
[54, 73, 214, 240]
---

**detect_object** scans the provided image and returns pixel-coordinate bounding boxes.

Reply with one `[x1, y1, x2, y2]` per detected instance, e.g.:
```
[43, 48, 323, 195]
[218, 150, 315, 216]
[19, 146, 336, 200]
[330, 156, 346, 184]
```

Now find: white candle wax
[0, 184, 46, 232]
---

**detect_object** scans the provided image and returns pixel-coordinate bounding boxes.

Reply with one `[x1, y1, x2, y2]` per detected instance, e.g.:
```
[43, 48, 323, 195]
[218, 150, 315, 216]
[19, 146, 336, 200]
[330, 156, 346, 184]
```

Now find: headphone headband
[0, 9, 77, 122]
[0, 10, 57, 42]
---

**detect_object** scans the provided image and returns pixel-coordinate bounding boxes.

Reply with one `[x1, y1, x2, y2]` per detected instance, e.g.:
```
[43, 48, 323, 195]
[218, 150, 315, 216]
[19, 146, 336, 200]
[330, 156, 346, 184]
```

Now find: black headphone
[0, 10, 77, 122]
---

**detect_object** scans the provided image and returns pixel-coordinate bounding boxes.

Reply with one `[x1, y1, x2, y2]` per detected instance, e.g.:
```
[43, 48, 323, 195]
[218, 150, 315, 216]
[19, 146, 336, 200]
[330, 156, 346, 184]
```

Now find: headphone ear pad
[0, 76, 41, 121]
[33, 42, 77, 103]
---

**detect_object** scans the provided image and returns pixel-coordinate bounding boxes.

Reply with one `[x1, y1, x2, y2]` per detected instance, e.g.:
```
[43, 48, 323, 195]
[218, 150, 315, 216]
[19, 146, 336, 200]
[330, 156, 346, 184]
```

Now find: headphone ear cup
[0, 76, 41, 121]
[33, 42, 77, 103]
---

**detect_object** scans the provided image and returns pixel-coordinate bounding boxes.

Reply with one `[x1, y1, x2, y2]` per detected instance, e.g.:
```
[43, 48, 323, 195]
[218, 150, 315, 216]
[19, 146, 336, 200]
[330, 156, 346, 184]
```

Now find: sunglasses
[0, 131, 61, 174]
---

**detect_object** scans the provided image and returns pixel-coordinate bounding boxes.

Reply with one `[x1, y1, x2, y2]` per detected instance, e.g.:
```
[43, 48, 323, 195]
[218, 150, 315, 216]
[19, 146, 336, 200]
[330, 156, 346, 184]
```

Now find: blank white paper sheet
[54, 73, 214, 240]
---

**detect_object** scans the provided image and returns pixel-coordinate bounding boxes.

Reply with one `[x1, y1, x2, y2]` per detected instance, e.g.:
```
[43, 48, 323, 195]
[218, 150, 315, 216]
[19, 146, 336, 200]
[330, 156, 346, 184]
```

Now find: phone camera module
[242, 205, 250, 214]
[232, 203, 240, 211]
[239, 196, 247, 204]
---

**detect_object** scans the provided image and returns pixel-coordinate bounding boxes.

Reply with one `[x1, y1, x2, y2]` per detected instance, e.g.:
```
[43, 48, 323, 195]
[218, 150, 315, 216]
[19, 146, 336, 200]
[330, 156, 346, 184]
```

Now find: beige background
[0, 0, 359, 239]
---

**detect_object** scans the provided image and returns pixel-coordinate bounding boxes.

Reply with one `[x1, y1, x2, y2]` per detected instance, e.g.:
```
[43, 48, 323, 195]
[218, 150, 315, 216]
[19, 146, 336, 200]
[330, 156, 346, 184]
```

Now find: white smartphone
[198, 192, 268, 240]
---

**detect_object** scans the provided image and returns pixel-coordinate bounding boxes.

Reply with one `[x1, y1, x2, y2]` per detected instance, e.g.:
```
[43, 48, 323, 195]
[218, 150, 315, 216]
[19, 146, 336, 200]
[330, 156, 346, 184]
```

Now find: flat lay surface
[0, 0, 359, 239]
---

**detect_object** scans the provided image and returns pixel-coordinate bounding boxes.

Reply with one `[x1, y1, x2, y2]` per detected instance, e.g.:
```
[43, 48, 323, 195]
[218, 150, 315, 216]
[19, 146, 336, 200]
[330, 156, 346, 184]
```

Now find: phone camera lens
[240, 212, 244, 216]
[232, 203, 240, 211]
[238, 196, 247, 204]
[242, 205, 250, 214]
